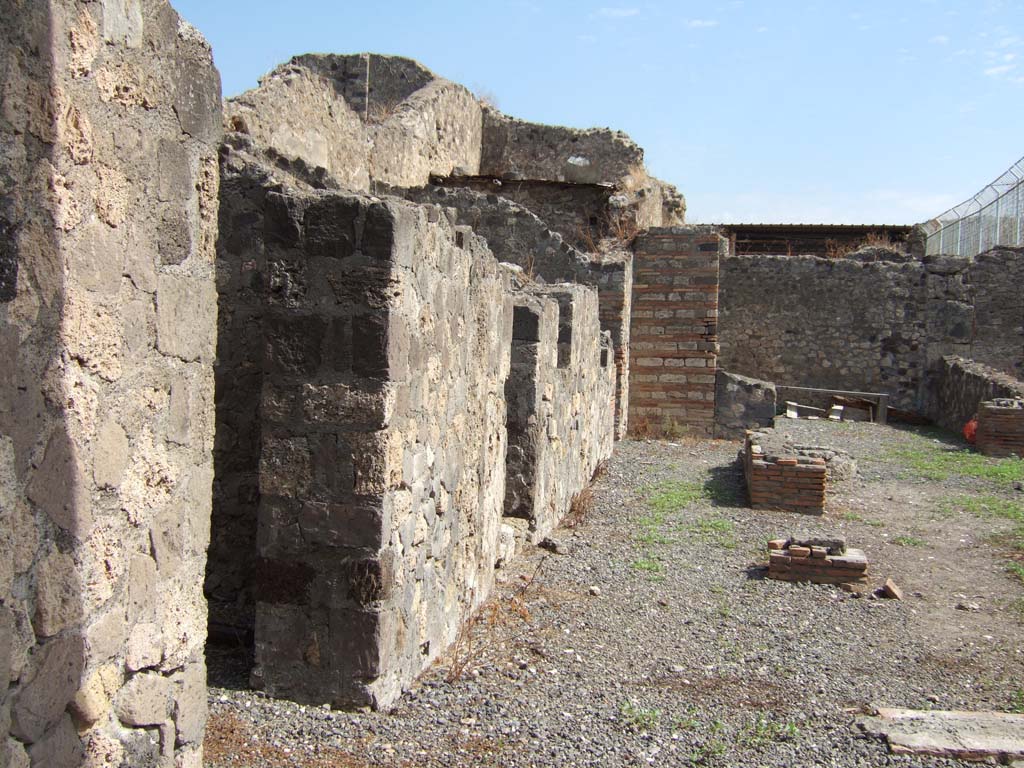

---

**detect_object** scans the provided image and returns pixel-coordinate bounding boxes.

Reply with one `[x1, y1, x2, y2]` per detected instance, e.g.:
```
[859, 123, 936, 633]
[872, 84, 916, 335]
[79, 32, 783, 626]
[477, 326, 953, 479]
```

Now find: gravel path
[206, 421, 1024, 767]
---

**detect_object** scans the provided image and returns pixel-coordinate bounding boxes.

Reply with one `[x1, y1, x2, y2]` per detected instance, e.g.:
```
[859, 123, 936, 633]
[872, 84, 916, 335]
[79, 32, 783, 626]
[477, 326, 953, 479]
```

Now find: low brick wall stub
[977, 398, 1024, 458]
[743, 433, 827, 514]
[767, 538, 868, 586]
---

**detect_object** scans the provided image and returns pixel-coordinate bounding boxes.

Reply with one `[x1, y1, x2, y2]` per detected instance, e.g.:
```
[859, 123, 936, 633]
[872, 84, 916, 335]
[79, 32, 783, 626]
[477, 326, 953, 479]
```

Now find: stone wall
[480, 108, 644, 185]
[226, 54, 482, 193]
[428, 175, 614, 251]
[504, 286, 615, 541]
[217, 180, 513, 710]
[400, 185, 633, 439]
[479, 107, 685, 230]
[925, 356, 1024, 434]
[629, 227, 723, 436]
[967, 247, 1024, 380]
[719, 248, 1024, 413]
[0, 1, 220, 765]
[714, 371, 777, 440]
[721, 255, 930, 410]
[205, 151, 273, 637]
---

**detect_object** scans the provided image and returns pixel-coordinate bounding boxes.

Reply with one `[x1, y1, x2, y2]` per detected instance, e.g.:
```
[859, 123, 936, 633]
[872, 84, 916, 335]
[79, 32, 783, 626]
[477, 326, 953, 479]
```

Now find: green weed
[686, 516, 737, 549]
[1008, 562, 1024, 584]
[620, 700, 660, 729]
[1008, 689, 1024, 714]
[889, 443, 1024, 485]
[647, 480, 707, 515]
[632, 556, 664, 574]
[941, 495, 1024, 521]
[892, 535, 926, 547]
[674, 708, 700, 732]
[740, 716, 800, 746]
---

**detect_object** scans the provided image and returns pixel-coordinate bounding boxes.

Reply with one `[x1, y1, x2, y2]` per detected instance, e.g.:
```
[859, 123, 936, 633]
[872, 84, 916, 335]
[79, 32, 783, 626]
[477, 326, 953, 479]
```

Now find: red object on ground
[963, 418, 978, 444]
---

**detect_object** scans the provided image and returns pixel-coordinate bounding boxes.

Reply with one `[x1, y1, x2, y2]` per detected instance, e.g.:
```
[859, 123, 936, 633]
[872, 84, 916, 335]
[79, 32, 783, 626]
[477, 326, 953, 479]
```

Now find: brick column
[629, 227, 723, 436]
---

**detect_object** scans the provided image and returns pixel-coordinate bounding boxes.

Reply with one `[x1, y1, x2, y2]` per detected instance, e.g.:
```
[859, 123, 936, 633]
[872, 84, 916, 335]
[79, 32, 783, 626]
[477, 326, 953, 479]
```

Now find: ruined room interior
[2, 1, 1023, 766]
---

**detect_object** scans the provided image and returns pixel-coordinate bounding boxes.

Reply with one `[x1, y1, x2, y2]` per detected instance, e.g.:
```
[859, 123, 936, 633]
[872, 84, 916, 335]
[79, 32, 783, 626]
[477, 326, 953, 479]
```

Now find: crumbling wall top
[480, 106, 644, 186]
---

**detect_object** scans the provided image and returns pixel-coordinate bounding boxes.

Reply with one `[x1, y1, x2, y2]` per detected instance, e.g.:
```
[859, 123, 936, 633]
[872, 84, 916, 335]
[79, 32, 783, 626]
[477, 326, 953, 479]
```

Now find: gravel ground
[206, 420, 1024, 767]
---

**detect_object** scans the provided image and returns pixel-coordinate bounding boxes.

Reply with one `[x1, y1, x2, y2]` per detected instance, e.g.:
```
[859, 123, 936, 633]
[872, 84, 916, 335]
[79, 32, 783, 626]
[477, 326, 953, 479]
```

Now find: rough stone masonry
[211, 51, 637, 707]
[1, 0, 220, 765]
[6, 0, 1024, 764]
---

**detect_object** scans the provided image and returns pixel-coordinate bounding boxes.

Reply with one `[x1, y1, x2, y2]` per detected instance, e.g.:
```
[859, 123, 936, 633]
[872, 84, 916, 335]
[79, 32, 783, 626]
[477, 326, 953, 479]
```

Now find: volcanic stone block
[246, 190, 513, 710]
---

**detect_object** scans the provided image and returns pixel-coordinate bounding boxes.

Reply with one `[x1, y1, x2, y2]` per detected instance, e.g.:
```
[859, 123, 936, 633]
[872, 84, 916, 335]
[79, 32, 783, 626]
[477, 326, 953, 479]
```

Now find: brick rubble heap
[767, 537, 868, 586]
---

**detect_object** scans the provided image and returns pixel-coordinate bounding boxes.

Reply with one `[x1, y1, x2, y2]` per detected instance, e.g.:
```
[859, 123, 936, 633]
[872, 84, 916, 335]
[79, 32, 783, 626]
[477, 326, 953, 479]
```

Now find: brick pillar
[629, 227, 723, 437]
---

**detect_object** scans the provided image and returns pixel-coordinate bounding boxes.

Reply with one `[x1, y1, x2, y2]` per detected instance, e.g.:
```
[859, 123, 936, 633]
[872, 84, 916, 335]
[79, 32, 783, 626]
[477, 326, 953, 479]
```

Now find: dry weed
[562, 486, 594, 529]
[445, 559, 546, 681]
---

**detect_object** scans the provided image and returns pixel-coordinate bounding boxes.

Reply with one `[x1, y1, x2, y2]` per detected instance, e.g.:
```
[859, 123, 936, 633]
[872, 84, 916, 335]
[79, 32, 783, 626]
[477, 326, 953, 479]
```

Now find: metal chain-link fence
[924, 156, 1024, 257]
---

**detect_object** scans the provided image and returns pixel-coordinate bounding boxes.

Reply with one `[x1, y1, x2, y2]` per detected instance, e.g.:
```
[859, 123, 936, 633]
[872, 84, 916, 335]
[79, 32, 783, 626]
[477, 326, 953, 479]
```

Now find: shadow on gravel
[206, 635, 255, 692]
[744, 565, 768, 581]
[889, 421, 968, 450]
[704, 461, 745, 507]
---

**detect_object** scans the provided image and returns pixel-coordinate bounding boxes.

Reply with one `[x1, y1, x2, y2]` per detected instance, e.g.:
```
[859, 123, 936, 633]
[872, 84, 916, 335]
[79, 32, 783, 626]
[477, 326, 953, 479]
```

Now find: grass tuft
[893, 535, 926, 547]
[889, 442, 1024, 485]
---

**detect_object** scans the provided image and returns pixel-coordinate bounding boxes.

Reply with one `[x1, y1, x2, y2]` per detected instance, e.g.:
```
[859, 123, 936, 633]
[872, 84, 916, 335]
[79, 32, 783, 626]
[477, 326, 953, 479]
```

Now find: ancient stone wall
[0, 1, 220, 765]
[719, 248, 1023, 413]
[205, 152, 273, 637]
[714, 371, 777, 440]
[400, 185, 633, 438]
[925, 356, 1024, 434]
[427, 175, 614, 251]
[504, 286, 615, 541]
[720, 255, 961, 410]
[216, 178, 513, 710]
[479, 107, 685, 230]
[480, 108, 644, 185]
[967, 247, 1024, 380]
[629, 227, 723, 436]
[226, 54, 482, 193]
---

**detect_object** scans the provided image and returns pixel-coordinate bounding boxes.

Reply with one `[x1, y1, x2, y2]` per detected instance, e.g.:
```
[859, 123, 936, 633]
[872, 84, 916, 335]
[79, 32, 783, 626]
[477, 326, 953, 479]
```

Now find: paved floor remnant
[857, 707, 1024, 762]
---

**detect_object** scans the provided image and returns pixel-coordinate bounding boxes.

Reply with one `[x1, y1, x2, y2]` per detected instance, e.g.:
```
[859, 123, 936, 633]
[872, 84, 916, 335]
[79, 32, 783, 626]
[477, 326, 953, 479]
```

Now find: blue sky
[174, 0, 1024, 225]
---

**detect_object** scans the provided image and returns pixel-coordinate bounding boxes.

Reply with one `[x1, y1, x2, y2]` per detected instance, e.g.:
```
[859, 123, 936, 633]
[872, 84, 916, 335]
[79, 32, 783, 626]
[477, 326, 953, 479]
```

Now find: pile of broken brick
[767, 536, 868, 588]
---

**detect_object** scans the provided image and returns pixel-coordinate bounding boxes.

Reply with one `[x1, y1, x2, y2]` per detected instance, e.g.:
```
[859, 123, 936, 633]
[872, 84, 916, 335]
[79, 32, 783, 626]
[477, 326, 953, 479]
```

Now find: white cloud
[686, 19, 719, 28]
[929, 34, 949, 44]
[756, 25, 769, 33]
[984, 63, 1015, 76]
[596, 7, 640, 18]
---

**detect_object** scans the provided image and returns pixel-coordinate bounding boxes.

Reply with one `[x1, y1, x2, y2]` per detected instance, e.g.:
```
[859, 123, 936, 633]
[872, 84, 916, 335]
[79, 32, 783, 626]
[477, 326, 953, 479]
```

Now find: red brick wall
[629, 227, 723, 436]
[976, 398, 1024, 458]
